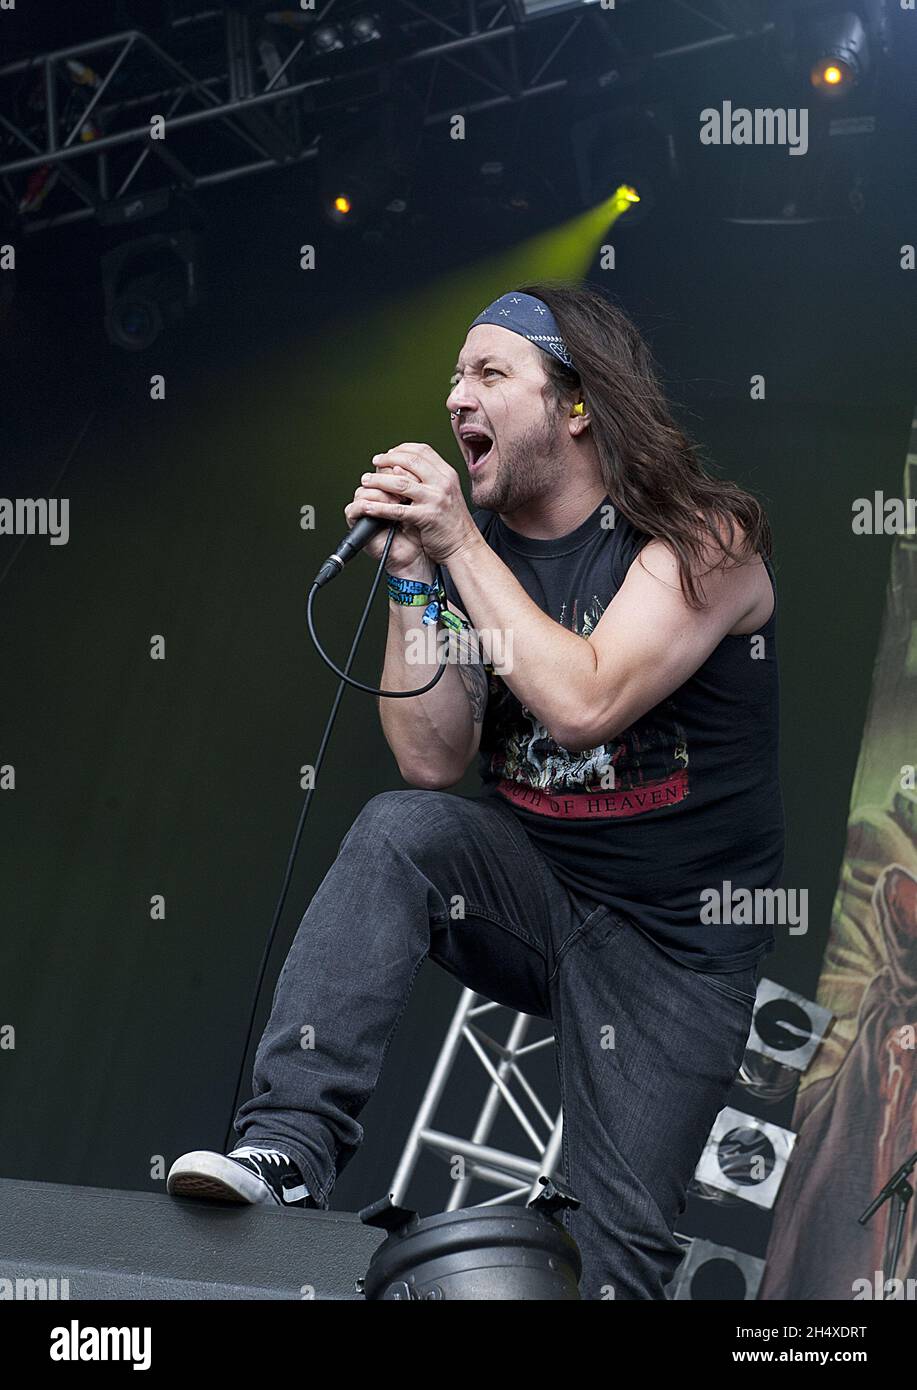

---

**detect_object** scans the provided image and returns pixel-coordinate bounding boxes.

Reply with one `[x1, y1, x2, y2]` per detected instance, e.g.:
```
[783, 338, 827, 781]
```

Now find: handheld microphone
[312, 512, 392, 589]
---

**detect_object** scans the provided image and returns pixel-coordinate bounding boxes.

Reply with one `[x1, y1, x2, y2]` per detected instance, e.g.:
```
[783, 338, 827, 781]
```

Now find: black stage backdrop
[1, 4, 916, 1283]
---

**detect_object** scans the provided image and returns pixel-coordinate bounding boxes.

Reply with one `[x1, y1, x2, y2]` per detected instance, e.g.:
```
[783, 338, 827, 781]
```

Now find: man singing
[168, 283, 784, 1300]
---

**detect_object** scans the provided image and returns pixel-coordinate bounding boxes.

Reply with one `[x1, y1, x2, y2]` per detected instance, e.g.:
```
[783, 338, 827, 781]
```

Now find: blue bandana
[469, 291, 576, 370]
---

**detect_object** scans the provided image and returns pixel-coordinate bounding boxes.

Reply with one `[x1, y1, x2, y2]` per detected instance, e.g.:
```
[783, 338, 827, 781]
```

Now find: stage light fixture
[589, 174, 653, 227]
[810, 55, 857, 94]
[572, 106, 675, 227]
[348, 14, 382, 45]
[313, 23, 344, 56]
[321, 160, 394, 228]
[323, 176, 373, 226]
[101, 233, 197, 351]
[611, 183, 641, 214]
[808, 10, 869, 96]
[318, 100, 418, 234]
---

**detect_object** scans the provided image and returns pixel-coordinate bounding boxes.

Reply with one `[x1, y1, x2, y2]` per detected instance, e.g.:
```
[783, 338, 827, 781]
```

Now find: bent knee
[349, 788, 458, 845]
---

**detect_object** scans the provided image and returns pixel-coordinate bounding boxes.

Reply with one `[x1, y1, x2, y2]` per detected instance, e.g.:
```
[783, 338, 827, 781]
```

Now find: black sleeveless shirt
[440, 495, 785, 973]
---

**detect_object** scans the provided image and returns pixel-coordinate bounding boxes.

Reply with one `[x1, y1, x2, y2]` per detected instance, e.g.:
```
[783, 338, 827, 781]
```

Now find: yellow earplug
[572, 401, 585, 416]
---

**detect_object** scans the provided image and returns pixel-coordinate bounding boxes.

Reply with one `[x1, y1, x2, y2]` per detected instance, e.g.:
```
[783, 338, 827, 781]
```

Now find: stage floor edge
[0, 1176, 385, 1300]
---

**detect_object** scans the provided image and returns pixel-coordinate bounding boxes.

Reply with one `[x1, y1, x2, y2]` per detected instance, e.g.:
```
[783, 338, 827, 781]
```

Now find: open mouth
[462, 430, 494, 472]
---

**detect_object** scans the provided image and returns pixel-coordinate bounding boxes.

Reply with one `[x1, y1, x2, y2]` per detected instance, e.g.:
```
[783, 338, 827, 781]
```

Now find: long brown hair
[515, 280, 772, 608]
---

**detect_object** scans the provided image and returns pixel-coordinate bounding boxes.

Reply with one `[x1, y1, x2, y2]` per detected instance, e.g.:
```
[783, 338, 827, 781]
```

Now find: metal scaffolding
[389, 986, 565, 1209]
[0, 1, 775, 232]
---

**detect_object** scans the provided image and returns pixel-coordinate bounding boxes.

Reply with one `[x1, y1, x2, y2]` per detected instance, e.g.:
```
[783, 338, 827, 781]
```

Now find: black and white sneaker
[167, 1146, 314, 1208]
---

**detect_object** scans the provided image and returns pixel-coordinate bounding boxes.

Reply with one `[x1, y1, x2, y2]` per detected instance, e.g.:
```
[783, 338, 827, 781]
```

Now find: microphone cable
[223, 524, 450, 1152]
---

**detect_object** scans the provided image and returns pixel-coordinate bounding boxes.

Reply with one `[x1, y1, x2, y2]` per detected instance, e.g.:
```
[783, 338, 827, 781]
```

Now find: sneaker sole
[166, 1151, 277, 1205]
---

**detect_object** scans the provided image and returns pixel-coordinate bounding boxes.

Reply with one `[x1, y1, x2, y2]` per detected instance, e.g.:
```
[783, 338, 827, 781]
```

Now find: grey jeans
[234, 788, 759, 1300]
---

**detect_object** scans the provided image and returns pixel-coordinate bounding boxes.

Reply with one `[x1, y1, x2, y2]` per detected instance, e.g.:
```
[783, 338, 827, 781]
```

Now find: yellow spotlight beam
[237, 189, 643, 518]
[343, 189, 641, 440]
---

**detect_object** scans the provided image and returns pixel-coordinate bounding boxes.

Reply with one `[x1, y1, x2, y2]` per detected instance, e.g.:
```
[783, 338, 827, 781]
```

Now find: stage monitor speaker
[0, 1177, 384, 1301]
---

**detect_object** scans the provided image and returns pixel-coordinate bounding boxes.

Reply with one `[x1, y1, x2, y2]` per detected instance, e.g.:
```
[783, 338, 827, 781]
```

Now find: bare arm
[378, 555, 488, 789]
[443, 527, 771, 753]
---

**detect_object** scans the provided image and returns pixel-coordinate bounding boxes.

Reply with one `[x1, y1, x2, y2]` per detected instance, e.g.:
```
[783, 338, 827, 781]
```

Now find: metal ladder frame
[389, 986, 564, 1209]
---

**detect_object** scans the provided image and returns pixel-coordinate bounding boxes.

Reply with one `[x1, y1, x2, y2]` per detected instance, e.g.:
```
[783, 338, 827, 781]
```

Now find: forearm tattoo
[451, 625, 489, 724]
